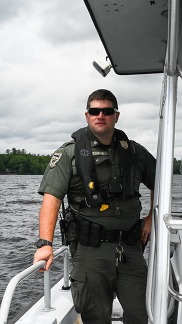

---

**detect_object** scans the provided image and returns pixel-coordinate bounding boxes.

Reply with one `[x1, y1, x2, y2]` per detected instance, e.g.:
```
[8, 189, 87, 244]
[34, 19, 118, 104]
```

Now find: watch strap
[36, 238, 52, 248]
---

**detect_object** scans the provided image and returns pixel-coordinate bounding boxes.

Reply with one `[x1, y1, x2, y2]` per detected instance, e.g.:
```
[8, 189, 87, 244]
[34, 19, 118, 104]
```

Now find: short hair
[86, 89, 118, 110]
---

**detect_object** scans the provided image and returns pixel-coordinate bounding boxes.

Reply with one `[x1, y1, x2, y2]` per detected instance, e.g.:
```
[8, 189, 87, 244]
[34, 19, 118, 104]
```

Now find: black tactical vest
[71, 127, 137, 208]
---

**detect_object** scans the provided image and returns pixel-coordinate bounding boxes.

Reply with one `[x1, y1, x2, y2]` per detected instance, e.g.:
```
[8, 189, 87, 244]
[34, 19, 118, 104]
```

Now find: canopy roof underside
[84, 0, 182, 75]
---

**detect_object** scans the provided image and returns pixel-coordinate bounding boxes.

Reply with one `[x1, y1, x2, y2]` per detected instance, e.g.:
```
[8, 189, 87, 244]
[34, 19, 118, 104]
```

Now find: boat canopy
[84, 0, 182, 75]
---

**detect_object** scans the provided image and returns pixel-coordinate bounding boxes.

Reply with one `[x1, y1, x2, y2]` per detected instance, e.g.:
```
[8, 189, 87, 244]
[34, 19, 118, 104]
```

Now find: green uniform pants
[70, 241, 148, 324]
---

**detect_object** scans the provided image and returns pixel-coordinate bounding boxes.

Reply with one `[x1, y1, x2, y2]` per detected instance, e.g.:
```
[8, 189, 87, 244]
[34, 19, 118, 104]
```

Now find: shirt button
[116, 207, 119, 210]
[113, 176, 117, 180]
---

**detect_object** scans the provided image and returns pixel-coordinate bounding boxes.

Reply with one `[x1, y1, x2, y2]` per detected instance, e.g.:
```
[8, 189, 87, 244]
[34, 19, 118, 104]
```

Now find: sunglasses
[87, 107, 118, 116]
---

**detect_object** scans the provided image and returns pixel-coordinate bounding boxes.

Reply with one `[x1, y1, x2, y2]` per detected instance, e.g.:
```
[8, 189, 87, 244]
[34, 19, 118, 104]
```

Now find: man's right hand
[33, 246, 54, 271]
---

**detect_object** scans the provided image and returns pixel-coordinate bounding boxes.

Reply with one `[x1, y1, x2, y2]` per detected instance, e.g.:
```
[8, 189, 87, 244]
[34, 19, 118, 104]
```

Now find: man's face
[85, 99, 120, 141]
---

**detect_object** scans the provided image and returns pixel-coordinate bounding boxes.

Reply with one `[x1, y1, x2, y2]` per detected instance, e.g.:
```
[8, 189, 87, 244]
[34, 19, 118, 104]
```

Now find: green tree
[11, 148, 17, 155]
[0, 148, 181, 175]
[0, 157, 5, 173]
[7, 155, 31, 174]
[173, 158, 181, 174]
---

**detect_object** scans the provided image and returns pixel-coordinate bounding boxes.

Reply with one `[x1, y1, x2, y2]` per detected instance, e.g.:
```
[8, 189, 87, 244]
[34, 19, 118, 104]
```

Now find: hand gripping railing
[0, 246, 70, 324]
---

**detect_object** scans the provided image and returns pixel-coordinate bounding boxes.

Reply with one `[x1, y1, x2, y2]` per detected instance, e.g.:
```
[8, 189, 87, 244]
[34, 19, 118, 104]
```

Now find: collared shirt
[39, 129, 156, 230]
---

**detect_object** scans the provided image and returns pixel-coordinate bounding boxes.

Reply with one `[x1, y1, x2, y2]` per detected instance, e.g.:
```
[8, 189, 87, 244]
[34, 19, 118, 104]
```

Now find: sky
[0, 0, 182, 159]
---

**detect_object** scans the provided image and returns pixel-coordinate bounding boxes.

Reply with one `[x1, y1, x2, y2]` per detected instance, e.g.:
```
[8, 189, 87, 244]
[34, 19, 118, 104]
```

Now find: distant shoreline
[0, 172, 181, 176]
[0, 172, 43, 175]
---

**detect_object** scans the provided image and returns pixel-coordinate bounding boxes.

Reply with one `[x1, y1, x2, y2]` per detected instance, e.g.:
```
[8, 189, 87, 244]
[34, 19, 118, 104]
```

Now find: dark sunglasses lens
[103, 108, 115, 115]
[88, 108, 100, 115]
[88, 108, 115, 116]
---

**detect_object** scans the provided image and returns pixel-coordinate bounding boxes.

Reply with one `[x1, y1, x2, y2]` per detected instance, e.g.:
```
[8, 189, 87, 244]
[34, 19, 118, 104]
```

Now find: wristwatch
[35, 238, 52, 248]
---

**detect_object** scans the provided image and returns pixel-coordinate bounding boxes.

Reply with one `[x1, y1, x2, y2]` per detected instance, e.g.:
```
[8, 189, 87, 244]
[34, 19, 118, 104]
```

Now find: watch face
[36, 239, 44, 248]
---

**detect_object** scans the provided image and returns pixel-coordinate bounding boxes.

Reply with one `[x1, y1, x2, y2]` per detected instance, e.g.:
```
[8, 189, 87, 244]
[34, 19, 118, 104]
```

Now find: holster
[60, 208, 78, 245]
[125, 219, 145, 245]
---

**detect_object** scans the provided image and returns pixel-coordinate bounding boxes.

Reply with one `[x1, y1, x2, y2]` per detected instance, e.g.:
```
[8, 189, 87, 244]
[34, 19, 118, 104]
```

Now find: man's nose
[97, 111, 104, 117]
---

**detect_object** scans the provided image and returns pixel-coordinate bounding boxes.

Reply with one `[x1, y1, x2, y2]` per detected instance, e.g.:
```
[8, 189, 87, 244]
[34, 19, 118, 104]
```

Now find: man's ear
[115, 111, 120, 123]
[85, 111, 89, 123]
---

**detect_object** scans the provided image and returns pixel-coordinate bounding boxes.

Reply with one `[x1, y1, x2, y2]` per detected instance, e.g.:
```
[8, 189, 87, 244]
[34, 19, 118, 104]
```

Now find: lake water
[0, 174, 182, 321]
[0, 175, 63, 321]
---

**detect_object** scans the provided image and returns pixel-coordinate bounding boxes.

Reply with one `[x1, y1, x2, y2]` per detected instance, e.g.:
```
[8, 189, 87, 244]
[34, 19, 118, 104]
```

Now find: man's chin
[92, 128, 112, 137]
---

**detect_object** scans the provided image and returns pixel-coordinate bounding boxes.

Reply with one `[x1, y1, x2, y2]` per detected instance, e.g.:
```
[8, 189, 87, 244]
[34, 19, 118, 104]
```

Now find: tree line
[0, 148, 51, 175]
[0, 148, 181, 175]
[173, 158, 181, 174]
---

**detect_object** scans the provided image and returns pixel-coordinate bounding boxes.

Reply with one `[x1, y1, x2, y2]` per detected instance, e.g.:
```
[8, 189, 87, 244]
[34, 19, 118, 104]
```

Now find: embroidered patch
[50, 151, 62, 168]
[80, 149, 89, 157]
[120, 140, 128, 149]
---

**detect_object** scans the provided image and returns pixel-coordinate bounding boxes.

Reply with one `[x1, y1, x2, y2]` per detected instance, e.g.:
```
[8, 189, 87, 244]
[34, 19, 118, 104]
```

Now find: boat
[0, 247, 123, 324]
[1, 1, 182, 323]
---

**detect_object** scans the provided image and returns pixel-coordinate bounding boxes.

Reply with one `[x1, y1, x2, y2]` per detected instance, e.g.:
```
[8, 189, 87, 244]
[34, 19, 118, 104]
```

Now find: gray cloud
[39, 2, 97, 45]
[0, 1, 30, 23]
[0, 0, 181, 161]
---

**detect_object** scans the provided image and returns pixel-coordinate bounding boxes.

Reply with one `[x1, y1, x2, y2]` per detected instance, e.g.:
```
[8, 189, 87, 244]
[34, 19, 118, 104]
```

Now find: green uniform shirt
[39, 130, 156, 231]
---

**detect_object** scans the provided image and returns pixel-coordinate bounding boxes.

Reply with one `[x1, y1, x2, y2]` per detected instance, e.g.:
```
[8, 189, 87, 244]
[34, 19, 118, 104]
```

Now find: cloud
[0, 0, 181, 160]
[0, 0, 32, 23]
[39, 2, 97, 45]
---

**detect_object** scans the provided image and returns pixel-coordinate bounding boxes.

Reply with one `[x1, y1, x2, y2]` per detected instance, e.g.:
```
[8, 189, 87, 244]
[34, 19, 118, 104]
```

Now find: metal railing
[0, 246, 70, 324]
[163, 213, 182, 231]
[146, 0, 182, 323]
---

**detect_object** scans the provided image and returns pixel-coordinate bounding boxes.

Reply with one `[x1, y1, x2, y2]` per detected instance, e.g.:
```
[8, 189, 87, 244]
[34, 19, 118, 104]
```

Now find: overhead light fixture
[93, 57, 112, 77]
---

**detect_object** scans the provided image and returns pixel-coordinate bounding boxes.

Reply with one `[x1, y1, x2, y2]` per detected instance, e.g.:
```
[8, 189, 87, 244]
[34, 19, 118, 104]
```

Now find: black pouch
[79, 220, 90, 245]
[89, 222, 103, 247]
[67, 221, 78, 243]
[125, 219, 144, 245]
[79, 219, 103, 247]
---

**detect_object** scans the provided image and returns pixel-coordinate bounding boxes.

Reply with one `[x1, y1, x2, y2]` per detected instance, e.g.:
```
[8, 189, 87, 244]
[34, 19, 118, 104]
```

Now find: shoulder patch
[50, 150, 62, 168]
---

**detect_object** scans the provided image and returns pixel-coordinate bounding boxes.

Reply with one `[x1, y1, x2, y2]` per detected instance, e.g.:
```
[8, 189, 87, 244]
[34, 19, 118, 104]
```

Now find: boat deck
[12, 278, 123, 324]
[0, 247, 123, 324]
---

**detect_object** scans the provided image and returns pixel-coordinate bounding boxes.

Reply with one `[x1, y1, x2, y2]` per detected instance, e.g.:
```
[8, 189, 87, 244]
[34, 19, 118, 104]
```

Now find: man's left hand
[141, 214, 152, 245]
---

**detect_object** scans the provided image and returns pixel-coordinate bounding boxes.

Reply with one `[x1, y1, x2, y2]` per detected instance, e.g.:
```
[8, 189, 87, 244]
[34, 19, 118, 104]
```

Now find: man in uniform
[34, 89, 155, 324]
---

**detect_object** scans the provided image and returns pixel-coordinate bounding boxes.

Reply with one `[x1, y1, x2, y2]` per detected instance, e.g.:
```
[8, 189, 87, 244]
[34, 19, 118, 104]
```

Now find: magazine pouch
[79, 219, 103, 247]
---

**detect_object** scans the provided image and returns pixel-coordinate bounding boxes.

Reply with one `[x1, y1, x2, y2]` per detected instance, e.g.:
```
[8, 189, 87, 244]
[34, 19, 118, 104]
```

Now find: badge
[120, 140, 128, 149]
[50, 151, 62, 168]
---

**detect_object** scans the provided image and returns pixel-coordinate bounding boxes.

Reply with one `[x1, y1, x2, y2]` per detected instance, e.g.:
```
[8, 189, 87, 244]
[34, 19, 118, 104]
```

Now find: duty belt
[78, 218, 128, 247]
[100, 230, 127, 243]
